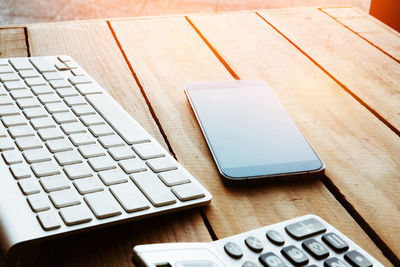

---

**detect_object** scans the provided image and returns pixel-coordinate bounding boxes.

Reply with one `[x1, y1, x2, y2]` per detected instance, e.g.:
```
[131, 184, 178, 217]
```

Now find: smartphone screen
[185, 80, 324, 181]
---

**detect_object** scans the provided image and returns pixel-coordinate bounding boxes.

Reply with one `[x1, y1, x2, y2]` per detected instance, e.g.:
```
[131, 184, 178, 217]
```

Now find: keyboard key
[73, 177, 103, 194]
[9, 58, 34, 70]
[0, 95, 14, 105]
[31, 84, 54, 95]
[68, 75, 91, 85]
[133, 142, 165, 159]
[2, 150, 23, 164]
[64, 163, 93, 179]
[53, 111, 77, 124]
[259, 252, 286, 267]
[19, 69, 40, 79]
[88, 155, 116, 171]
[27, 194, 51, 212]
[16, 98, 41, 109]
[88, 124, 114, 137]
[37, 210, 61, 231]
[38, 93, 61, 104]
[110, 182, 150, 213]
[285, 217, 326, 240]
[61, 122, 86, 134]
[18, 179, 41, 195]
[59, 204, 93, 226]
[10, 89, 33, 99]
[69, 133, 96, 146]
[80, 114, 104, 126]
[98, 135, 124, 148]
[30, 57, 57, 73]
[31, 161, 60, 177]
[4, 80, 27, 90]
[8, 125, 35, 138]
[23, 107, 48, 119]
[55, 150, 83, 166]
[344, 250, 372, 267]
[158, 170, 190, 186]
[10, 164, 31, 179]
[15, 136, 43, 150]
[38, 127, 64, 141]
[322, 233, 349, 253]
[146, 157, 177, 173]
[23, 148, 51, 163]
[71, 104, 96, 116]
[266, 230, 285, 246]
[2, 115, 28, 127]
[324, 257, 350, 267]
[302, 238, 329, 259]
[25, 77, 46, 87]
[0, 105, 20, 116]
[131, 171, 176, 207]
[244, 236, 264, 253]
[40, 174, 71, 192]
[45, 102, 69, 114]
[78, 143, 106, 158]
[0, 65, 14, 74]
[46, 138, 73, 153]
[119, 158, 147, 174]
[64, 96, 86, 106]
[0, 73, 20, 82]
[108, 146, 136, 160]
[243, 261, 259, 267]
[224, 242, 243, 259]
[84, 191, 122, 219]
[43, 72, 63, 81]
[55, 62, 69, 71]
[86, 94, 150, 144]
[49, 189, 81, 208]
[0, 137, 14, 151]
[281, 245, 309, 266]
[50, 79, 71, 89]
[76, 83, 102, 95]
[171, 183, 205, 201]
[98, 169, 128, 186]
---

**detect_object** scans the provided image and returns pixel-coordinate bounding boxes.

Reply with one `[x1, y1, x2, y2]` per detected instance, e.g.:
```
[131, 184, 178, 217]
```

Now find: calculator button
[224, 242, 243, 259]
[259, 252, 286, 267]
[242, 261, 259, 267]
[281, 245, 309, 266]
[322, 233, 349, 253]
[344, 250, 372, 267]
[245, 236, 264, 253]
[266, 230, 285, 246]
[324, 257, 350, 267]
[302, 238, 329, 259]
[285, 218, 326, 240]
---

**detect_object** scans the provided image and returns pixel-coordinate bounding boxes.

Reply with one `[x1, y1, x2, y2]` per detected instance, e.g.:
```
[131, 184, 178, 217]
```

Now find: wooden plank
[322, 7, 400, 61]
[0, 27, 27, 267]
[0, 28, 27, 58]
[27, 21, 211, 266]
[110, 16, 391, 265]
[189, 11, 400, 263]
[259, 8, 400, 137]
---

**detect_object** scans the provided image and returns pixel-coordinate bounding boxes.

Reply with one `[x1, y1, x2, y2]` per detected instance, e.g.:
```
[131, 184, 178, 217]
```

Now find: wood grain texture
[26, 21, 211, 266]
[0, 28, 27, 58]
[0, 27, 28, 267]
[110, 16, 391, 265]
[189, 11, 399, 263]
[259, 8, 400, 136]
[322, 7, 400, 61]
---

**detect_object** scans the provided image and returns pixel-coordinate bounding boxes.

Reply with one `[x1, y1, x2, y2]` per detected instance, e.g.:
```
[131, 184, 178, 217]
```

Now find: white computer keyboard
[133, 215, 382, 267]
[0, 56, 212, 265]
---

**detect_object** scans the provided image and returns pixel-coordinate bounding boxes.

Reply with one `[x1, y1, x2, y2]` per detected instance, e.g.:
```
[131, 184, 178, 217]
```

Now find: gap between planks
[318, 8, 400, 64]
[184, 13, 398, 265]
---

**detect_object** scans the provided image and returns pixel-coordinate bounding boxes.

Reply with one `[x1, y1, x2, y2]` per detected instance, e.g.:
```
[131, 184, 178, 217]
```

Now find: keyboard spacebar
[86, 94, 150, 144]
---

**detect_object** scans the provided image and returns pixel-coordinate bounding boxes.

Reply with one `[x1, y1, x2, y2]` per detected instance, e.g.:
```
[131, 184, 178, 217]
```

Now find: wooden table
[0, 6, 399, 266]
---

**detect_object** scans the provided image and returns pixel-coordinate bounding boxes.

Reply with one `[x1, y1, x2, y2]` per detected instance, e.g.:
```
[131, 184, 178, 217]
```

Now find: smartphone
[185, 80, 324, 184]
